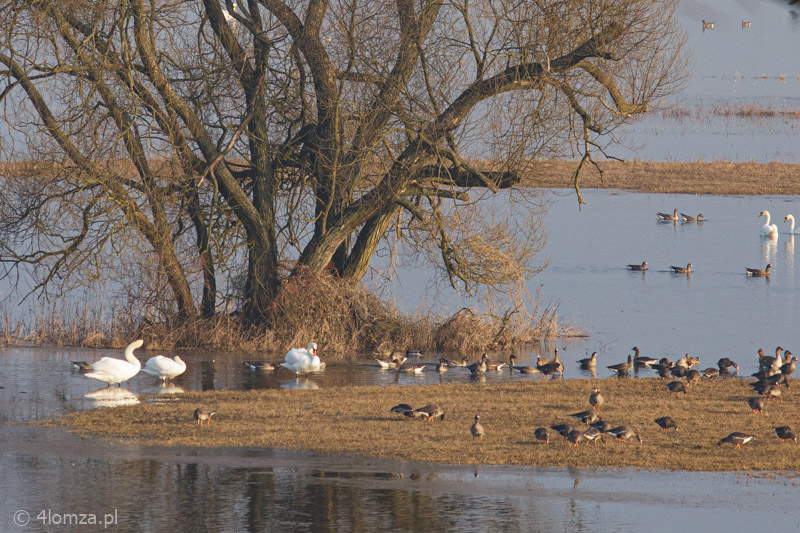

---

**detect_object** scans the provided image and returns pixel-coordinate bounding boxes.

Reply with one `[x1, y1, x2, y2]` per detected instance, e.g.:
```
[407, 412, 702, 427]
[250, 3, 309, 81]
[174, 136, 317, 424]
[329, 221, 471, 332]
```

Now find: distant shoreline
[529, 160, 800, 196]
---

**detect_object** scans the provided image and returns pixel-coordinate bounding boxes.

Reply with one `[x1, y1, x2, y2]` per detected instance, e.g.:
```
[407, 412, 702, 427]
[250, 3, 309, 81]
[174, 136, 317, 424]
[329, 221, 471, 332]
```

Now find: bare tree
[0, 0, 689, 324]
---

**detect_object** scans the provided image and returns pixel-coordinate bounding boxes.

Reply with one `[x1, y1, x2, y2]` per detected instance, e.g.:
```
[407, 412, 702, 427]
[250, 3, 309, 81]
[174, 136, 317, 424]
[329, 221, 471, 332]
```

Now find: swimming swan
[281, 342, 325, 375]
[83, 340, 144, 387]
[760, 211, 778, 239]
[142, 355, 187, 382]
[784, 214, 798, 234]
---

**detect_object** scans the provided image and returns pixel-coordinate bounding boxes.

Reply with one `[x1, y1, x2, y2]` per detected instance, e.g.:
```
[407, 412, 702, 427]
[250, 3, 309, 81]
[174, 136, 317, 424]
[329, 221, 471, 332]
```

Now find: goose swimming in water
[657, 208, 678, 221]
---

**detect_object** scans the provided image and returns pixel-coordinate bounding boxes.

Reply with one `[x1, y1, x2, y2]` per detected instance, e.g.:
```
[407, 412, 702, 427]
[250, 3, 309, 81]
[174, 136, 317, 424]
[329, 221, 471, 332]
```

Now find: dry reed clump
[57, 377, 800, 471]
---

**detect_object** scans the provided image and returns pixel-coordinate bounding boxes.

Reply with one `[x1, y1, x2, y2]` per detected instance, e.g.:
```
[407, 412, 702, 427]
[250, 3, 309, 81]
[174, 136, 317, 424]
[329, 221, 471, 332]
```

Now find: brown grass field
[55, 376, 800, 471]
[529, 160, 800, 196]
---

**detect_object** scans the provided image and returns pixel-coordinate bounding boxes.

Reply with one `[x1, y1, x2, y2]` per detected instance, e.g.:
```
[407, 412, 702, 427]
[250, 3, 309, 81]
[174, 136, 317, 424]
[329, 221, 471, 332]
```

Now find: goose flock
[386, 343, 795, 451]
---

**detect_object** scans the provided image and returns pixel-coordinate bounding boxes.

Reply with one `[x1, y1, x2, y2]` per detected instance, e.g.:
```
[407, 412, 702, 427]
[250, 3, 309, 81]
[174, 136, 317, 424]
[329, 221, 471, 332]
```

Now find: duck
[534, 427, 550, 445]
[445, 357, 469, 367]
[405, 349, 423, 359]
[745, 264, 772, 277]
[785, 214, 797, 234]
[748, 396, 765, 414]
[775, 426, 797, 444]
[578, 352, 597, 370]
[742, 20, 751, 28]
[680, 213, 704, 223]
[83, 340, 144, 387]
[717, 432, 755, 449]
[376, 356, 404, 369]
[193, 408, 216, 425]
[412, 404, 445, 422]
[435, 358, 449, 373]
[396, 359, 425, 374]
[582, 426, 605, 446]
[669, 263, 693, 274]
[470, 415, 485, 440]
[589, 388, 605, 411]
[569, 410, 599, 425]
[142, 355, 187, 382]
[607, 354, 633, 377]
[702, 19, 714, 30]
[509, 354, 539, 375]
[654, 416, 678, 433]
[759, 210, 779, 239]
[71, 361, 92, 371]
[657, 208, 678, 221]
[666, 380, 687, 397]
[627, 261, 648, 271]
[280, 342, 324, 376]
[244, 361, 275, 371]
[606, 426, 642, 444]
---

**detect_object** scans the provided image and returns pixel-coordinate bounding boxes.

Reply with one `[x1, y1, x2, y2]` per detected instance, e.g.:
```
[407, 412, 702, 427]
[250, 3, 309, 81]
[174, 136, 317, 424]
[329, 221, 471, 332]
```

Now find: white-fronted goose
[627, 261, 648, 271]
[780, 354, 797, 376]
[590, 420, 611, 433]
[466, 354, 488, 375]
[509, 354, 539, 375]
[569, 410, 599, 425]
[654, 416, 678, 433]
[578, 352, 597, 369]
[657, 208, 678, 221]
[680, 213, 704, 222]
[748, 396, 765, 414]
[390, 403, 414, 417]
[534, 427, 550, 445]
[589, 388, 605, 411]
[667, 380, 687, 397]
[669, 263, 693, 274]
[717, 357, 739, 374]
[413, 404, 445, 422]
[701, 367, 719, 380]
[717, 432, 755, 449]
[551, 423, 573, 438]
[763, 384, 782, 401]
[484, 355, 507, 372]
[745, 264, 772, 277]
[582, 426, 605, 446]
[686, 369, 701, 385]
[566, 429, 585, 448]
[606, 426, 642, 444]
[775, 426, 796, 444]
[607, 354, 633, 377]
[194, 408, 216, 425]
[471, 415, 485, 440]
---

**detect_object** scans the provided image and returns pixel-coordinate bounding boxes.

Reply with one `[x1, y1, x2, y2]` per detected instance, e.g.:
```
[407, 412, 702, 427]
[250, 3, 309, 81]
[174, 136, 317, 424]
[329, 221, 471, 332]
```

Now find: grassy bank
[529, 160, 800, 196]
[55, 377, 800, 471]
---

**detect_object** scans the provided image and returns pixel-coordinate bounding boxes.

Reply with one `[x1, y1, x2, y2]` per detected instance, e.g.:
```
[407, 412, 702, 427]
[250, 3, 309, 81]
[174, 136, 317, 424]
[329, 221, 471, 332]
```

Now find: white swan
[759, 210, 778, 239]
[83, 340, 144, 387]
[784, 214, 798, 234]
[142, 355, 186, 382]
[280, 342, 325, 376]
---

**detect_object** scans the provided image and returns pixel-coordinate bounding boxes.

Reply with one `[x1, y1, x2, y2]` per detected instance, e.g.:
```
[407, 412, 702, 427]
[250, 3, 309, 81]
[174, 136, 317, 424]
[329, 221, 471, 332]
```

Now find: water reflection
[84, 388, 140, 407]
[761, 238, 778, 262]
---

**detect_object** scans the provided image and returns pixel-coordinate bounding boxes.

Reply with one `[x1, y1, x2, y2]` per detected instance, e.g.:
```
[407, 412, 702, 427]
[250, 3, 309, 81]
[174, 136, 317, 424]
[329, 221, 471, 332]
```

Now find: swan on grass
[759, 210, 778, 239]
[142, 355, 187, 382]
[280, 342, 325, 376]
[83, 340, 144, 387]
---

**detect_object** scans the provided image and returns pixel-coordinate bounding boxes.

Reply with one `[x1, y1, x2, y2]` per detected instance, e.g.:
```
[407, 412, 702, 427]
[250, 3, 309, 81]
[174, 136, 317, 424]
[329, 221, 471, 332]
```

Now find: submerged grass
[55, 377, 800, 471]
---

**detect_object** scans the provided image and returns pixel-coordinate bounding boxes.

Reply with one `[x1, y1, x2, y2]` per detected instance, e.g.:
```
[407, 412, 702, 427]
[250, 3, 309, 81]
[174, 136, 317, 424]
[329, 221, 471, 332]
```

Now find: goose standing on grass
[654, 416, 678, 433]
[657, 208, 678, 221]
[606, 426, 642, 444]
[775, 426, 796, 444]
[142, 355, 187, 382]
[83, 340, 144, 387]
[745, 264, 772, 277]
[589, 388, 605, 411]
[193, 408, 216, 425]
[280, 342, 324, 376]
[717, 432, 755, 449]
[471, 415, 485, 440]
[760, 210, 779, 239]
[534, 427, 550, 445]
